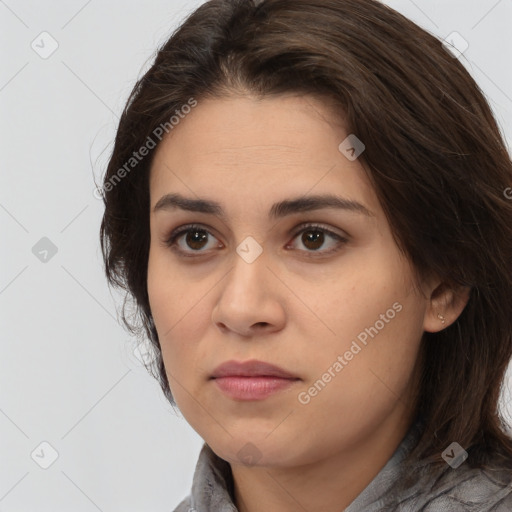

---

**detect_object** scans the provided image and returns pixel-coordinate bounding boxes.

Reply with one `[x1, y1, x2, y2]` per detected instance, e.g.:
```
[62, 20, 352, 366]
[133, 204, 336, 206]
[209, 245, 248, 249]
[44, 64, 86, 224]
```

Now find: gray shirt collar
[180, 418, 512, 511]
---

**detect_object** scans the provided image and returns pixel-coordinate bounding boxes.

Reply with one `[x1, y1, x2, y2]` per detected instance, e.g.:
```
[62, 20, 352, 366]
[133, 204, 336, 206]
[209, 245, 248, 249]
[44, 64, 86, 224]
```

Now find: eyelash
[164, 223, 348, 258]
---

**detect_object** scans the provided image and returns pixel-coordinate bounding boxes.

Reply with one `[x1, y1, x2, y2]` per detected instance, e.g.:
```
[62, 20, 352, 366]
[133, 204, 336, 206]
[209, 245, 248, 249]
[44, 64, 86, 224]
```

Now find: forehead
[148, 94, 379, 218]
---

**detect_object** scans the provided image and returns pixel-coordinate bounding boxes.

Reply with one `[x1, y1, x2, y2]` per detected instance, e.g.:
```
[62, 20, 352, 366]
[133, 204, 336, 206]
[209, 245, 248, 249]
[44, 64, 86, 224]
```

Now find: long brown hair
[99, 0, 512, 476]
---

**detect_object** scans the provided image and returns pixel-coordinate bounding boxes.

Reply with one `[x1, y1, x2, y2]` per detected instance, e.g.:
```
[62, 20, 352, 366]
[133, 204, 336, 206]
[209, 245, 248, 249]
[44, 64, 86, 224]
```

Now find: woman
[99, 0, 512, 510]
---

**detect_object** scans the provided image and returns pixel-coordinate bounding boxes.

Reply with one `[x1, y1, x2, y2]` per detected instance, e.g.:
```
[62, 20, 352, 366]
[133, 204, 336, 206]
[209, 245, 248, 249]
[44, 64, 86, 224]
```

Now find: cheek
[306, 249, 425, 397]
[147, 248, 198, 333]
[147, 250, 212, 388]
[309, 261, 409, 346]
[147, 251, 187, 366]
[147, 252, 175, 334]
[293, 299, 424, 456]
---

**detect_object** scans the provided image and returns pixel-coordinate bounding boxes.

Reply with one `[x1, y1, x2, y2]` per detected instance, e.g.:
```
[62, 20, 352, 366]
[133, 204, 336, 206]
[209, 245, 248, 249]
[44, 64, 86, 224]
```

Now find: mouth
[212, 376, 300, 401]
[210, 359, 300, 401]
[210, 359, 299, 379]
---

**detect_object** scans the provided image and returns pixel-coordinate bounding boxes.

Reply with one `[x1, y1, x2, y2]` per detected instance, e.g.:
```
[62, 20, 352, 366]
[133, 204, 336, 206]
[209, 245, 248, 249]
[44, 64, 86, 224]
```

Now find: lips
[210, 360, 300, 401]
[210, 359, 299, 380]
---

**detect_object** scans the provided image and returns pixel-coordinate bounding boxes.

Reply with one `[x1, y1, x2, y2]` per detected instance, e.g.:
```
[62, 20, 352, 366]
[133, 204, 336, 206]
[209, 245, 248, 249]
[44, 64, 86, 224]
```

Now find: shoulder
[426, 467, 512, 511]
[172, 494, 193, 512]
[402, 465, 512, 511]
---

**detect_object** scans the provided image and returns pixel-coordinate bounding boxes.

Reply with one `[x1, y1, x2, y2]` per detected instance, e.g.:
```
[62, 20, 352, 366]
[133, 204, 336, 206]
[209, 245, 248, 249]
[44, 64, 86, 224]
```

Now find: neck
[231, 408, 415, 512]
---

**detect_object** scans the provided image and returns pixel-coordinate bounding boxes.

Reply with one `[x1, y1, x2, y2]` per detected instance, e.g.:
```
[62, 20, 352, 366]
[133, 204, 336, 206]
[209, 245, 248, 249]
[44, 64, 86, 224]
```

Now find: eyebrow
[153, 192, 375, 220]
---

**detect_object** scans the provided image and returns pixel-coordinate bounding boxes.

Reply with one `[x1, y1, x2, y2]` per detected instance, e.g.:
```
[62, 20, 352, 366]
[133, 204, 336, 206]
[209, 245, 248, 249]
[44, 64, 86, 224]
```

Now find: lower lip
[212, 376, 299, 400]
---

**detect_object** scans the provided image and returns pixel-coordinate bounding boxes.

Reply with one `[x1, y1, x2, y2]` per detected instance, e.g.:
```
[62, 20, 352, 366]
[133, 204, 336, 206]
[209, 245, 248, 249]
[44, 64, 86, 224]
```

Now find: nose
[211, 246, 286, 338]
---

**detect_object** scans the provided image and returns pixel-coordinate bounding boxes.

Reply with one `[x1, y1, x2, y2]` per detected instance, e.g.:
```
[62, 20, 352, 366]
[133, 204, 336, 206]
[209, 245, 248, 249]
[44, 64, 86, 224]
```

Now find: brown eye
[183, 229, 209, 250]
[165, 222, 348, 258]
[301, 229, 325, 251]
[288, 223, 348, 256]
[165, 224, 221, 256]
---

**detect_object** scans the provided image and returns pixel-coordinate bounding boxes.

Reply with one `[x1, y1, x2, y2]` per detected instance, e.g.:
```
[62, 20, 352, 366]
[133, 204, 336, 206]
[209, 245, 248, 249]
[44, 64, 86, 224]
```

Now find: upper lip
[211, 359, 299, 379]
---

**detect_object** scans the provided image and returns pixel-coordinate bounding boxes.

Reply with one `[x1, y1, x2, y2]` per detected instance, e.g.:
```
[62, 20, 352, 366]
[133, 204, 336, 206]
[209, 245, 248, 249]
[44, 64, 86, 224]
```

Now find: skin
[147, 93, 470, 512]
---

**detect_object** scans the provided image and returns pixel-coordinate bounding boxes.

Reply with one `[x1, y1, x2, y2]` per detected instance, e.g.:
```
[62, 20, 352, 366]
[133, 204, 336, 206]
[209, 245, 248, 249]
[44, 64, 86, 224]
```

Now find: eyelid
[290, 222, 348, 241]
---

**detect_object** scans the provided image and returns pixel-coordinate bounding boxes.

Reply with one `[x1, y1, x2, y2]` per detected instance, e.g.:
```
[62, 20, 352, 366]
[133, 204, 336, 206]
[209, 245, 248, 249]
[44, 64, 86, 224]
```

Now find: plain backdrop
[1, 1, 511, 511]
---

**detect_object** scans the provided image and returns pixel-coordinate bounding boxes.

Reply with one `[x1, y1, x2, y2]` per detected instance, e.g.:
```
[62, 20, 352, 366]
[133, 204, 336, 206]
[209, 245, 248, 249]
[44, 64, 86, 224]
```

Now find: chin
[207, 432, 302, 469]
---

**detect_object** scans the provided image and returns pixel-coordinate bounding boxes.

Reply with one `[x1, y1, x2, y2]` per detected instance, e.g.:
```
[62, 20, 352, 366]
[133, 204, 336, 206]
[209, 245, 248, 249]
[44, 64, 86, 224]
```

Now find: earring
[437, 313, 446, 324]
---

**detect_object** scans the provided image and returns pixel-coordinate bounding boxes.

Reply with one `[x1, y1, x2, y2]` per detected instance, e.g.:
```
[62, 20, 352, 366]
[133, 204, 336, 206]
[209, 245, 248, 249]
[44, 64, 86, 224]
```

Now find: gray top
[173, 421, 512, 511]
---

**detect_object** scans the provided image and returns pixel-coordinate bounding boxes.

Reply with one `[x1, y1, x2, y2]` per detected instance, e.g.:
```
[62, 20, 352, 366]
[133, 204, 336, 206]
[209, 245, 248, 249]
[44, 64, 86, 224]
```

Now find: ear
[423, 280, 471, 333]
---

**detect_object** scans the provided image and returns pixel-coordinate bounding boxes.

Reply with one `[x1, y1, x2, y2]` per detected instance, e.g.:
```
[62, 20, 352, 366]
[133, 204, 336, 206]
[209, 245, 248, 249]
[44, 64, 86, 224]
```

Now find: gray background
[1, 1, 511, 511]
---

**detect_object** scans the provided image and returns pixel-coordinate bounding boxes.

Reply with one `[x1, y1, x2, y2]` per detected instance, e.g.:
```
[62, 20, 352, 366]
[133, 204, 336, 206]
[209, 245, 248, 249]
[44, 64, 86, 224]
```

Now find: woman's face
[147, 93, 438, 468]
